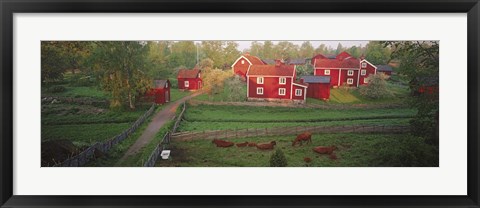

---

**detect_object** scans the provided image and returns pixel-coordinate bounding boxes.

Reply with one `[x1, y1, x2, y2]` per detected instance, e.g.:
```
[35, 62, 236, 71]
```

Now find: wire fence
[52, 104, 156, 167]
[143, 102, 185, 167]
[171, 124, 410, 141]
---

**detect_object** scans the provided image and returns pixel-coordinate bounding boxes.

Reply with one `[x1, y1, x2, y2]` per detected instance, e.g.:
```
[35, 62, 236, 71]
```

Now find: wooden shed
[300, 75, 331, 100]
[146, 79, 171, 104]
[177, 69, 202, 90]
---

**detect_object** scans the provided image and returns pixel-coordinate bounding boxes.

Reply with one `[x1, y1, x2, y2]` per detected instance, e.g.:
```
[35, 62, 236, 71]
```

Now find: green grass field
[156, 133, 438, 167]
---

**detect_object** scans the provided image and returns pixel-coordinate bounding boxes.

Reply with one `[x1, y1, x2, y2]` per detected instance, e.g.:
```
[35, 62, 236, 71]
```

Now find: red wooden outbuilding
[300, 75, 331, 100]
[145, 79, 171, 104]
[177, 68, 202, 91]
[231, 53, 265, 80]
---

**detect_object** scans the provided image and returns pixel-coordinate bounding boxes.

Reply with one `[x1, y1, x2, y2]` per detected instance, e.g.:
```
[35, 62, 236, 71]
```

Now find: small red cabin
[178, 69, 202, 91]
[145, 79, 171, 104]
[300, 76, 331, 100]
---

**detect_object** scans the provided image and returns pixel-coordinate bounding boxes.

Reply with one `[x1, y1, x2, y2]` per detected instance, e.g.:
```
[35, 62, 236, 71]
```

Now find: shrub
[269, 149, 288, 167]
[223, 76, 246, 102]
[49, 85, 66, 93]
[69, 74, 95, 87]
[359, 73, 392, 99]
[372, 135, 438, 167]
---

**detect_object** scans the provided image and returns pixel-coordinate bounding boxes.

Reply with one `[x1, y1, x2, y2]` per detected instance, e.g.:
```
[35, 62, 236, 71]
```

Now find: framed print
[1, 0, 479, 207]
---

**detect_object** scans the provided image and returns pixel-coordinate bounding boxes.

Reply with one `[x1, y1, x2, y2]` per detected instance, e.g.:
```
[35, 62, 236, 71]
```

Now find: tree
[169, 41, 196, 70]
[223, 76, 246, 101]
[335, 42, 344, 55]
[299, 41, 315, 58]
[223, 41, 241, 69]
[365, 41, 391, 65]
[263, 41, 274, 59]
[274, 41, 299, 59]
[269, 149, 287, 167]
[41, 41, 69, 83]
[200, 41, 225, 69]
[201, 68, 232, 98]
[89, 41, 151, 110]
[359, 73, 392, 99]
[249, 41, 264, 58]
[146, 41, 172, 78]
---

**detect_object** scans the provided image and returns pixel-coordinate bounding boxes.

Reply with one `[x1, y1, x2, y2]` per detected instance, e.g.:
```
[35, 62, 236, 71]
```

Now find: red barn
[145, 79, 171, 104]
[312, 51, 377, 87]
[300, 75, 331, 100]
[231, 53, 265, 79]
[246, 64, 307, 104]
[177, 69, 202, 90]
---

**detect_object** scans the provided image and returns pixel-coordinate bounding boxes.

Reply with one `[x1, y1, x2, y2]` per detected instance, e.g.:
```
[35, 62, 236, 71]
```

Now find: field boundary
[171, 124, 410, 141]
[184, 115, 413, 123]
[143, 102, 186, 167]
[52, 104, 156, 167]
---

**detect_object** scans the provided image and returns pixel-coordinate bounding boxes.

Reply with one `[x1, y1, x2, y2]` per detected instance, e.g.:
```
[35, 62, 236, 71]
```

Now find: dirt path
[116, 91, 202, 165]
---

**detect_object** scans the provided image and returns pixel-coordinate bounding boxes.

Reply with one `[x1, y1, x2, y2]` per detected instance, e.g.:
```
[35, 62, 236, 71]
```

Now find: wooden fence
[52, 104, 156, 167]
[143, 102, 185, 167]
[171, 124, 410, 141]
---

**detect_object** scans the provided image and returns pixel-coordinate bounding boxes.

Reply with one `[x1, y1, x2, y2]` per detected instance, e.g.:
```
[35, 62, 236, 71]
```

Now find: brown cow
[256, 141, 277, 150]
[247, 142, 257, 147]
[312, 146, 337, 154]
[292, 132, 312, 146]
[304, 157, 312, 163]
[212, 139, 234, 147]
[236, 142, 249, 147]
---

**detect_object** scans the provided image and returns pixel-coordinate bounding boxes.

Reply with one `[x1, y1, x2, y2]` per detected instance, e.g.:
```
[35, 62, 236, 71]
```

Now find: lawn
[42, 123, 130, 147]
[156, 133, 438, 167]
[193, 84, 247, 102]
[170, 89, 193, 102]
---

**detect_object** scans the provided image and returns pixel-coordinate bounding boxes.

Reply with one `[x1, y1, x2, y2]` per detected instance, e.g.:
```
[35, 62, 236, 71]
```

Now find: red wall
[306, 83, 330, 100]
[178, 78, 202, 90]
[292, 85, 307, 100]
[315, 68, 340, 87]
[339, 69, 359, 87]
[358, 61, 377, 85]
[248, 76, 292, 99]
[232, 57, 250, 79]
[144, 86, 170, 104]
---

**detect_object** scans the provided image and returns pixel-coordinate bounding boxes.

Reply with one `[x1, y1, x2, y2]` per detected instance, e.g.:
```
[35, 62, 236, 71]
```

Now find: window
[348, 70, 354, 76]
[364, 78, 369, 83]
[324, 69, 330, 75]
[278, 88, 286, 95]
[362, 62, 367, 68]
[257, 77, 264, 84]
[166, 82, 168, 88]
[361, 70, 367, 76]
[241, 60, 245, 64]
[184, 81, 189, 87]
[347, 78, 354, 84]
[295, 89, 302, 96]
[279, 77, 286, 84]
[256, 87, 264, 95]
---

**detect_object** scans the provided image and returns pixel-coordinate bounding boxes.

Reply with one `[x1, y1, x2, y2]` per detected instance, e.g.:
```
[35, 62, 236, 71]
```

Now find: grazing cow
[236, 142, 249, 147]
[247, 142, 257, 147]
[304, 157, 312, 163]
[292, 132, 312, 146]
[212, 139, 234, 147]
[312, 146, 337, 154]
[256, 141, 277, 150]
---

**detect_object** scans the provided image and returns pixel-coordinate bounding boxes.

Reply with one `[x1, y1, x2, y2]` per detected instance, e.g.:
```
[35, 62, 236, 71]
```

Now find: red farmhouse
[177, 69, 202, 90]
[312, 51, 377, 87]
[246, 64, 307, 104]
[145, 79, 171, 104]
[300, 76, 331, 100]
[231, 53, 265, 79]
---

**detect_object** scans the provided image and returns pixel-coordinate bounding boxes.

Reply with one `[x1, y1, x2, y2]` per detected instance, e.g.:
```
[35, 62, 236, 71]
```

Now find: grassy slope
[156, 133, 437, 167]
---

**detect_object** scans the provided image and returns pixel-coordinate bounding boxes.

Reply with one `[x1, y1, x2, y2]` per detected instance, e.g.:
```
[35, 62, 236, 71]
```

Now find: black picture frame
[1, 0, 479, 207]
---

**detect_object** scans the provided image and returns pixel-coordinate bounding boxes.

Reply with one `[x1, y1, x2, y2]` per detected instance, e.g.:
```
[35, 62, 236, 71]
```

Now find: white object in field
[161, 150, 171, 160]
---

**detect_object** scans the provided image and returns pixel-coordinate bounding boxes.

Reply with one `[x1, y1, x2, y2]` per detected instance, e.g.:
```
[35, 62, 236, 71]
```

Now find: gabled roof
[376, 65, 393, 72]
[301, 75, 330, 84]
[243, 54, 265, 65]
[153, 80, 169, 89]
[314, 57, 360, 69]
[286, 58, 307, 65]
[335, 51, 352, 60]
[177, 69, 200, 79]
[293, 81, 308, 88]
[247, 65, 295, 77]
[262, 59, 276, 65]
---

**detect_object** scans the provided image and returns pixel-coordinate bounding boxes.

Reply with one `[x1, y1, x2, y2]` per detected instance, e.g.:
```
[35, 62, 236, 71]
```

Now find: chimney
[244, 52, 250, 56]
[360, 53, 365, 60]
[275, 59, 284, 66]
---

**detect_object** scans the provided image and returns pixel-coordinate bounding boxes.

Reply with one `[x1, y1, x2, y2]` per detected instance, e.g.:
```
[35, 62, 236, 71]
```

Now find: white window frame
[364, 77, 369, 83]
[256, 87, 264, 95]
[295, 89, 302, 96]
[347, 78, 354, 84]
[348, 70, 354, 76]
[361, 69, 367, 76]
[362, 62, 367, 68]
[278, 88, 286, 96]
[279, 77, 286, 85]
[257, 77, 264, 84]
[184, 81, 189, 87]
[324, 69, 330, 75]
[166, 82, 168, 88]
[241, 60, 245, 64]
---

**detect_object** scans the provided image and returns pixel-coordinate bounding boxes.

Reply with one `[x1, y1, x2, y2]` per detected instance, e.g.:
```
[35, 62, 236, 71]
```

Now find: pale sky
[194, 41, 369, 51]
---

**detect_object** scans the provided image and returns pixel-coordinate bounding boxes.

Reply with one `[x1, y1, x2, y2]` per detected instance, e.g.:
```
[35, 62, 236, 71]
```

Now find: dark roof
[301, 75, 330, 84]
[262, 59, 276, 65]
[153, 80, 169, 89]
[247, 65, 295, 76]
[286, 58, 307, 65]
[377, 65, 393, 72]
[177, 69, 200, 79]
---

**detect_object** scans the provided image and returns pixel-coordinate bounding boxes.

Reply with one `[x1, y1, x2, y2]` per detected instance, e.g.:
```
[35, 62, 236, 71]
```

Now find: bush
[359, 73, 392, 99]
[69, 74, 95, 87]
[49, 85, 66, 93]
[372, 135, 438, 167]
[269, 149, 288, 167]
[223, 76, 246, 102]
